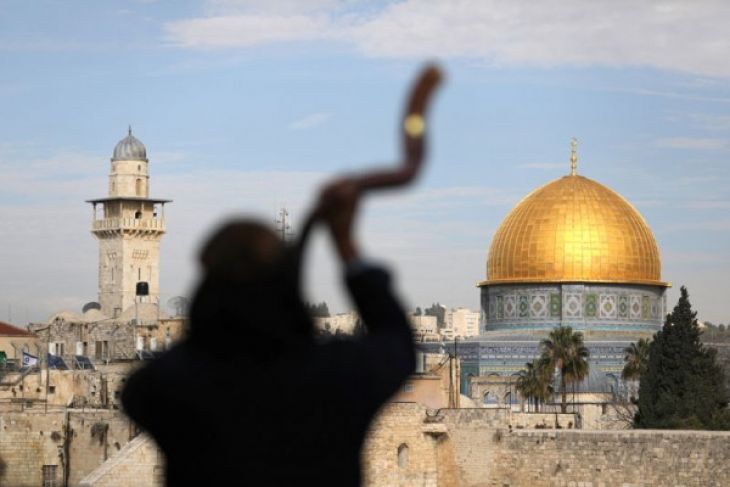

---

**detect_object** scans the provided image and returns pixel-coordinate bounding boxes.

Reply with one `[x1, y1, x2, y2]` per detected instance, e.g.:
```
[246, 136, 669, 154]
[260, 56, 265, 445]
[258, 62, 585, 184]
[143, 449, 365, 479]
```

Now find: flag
[22, 351, 38, 367]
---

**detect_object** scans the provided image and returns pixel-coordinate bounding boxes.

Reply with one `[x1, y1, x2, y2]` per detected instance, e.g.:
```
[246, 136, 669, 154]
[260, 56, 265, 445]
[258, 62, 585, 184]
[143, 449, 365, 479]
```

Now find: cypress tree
[635, 286, 730, 429]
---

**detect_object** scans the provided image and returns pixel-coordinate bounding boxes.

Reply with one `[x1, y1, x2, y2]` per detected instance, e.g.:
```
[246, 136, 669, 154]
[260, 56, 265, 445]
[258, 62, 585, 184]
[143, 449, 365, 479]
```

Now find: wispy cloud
[0, 145, 513, 321]
[165, 0, 730, 78]
[688, 113, 730, 132]
[654, 137, 728, 150]
[288, 112, 333, 130]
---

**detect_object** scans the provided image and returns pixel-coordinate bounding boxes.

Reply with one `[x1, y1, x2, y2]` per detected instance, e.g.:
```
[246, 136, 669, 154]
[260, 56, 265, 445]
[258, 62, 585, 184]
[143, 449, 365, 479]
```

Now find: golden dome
[484, 174, 667, 286]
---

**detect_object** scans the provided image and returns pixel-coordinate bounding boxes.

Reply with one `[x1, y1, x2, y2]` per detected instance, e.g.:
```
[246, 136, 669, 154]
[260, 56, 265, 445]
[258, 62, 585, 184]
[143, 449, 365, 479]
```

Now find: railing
[92, 218, 165, 231]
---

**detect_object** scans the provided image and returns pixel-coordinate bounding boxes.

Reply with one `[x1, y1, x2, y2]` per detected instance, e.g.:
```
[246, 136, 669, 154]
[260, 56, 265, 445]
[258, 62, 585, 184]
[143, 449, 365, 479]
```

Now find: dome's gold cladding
[485, 175, 665, 286]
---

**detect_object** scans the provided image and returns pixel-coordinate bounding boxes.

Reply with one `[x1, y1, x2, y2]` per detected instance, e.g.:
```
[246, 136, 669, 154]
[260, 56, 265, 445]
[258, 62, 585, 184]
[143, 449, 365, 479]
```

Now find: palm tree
[540, 326, 590, 413]
[563, 345, 590, 410]
[516, 359, 553, 412]
[621, 337, 651, 381]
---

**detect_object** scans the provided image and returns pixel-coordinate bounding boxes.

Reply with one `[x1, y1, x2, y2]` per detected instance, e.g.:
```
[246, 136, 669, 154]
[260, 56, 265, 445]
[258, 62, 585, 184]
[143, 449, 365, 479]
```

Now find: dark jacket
[122, 265, 415, 486]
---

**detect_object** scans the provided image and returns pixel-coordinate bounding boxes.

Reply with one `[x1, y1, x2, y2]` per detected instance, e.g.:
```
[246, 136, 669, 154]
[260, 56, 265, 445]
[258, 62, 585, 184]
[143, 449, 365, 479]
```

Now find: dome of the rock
[485, 174, 666, 287]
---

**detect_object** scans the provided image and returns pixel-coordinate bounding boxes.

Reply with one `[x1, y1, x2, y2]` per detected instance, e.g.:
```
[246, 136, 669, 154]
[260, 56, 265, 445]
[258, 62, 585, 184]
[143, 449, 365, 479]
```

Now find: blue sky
[1, 0, 729, 324]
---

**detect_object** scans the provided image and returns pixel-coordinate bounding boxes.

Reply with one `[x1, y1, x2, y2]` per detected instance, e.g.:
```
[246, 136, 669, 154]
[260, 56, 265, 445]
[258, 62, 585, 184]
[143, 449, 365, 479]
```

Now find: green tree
[636, 286, 730, 430]
[424, 303, 446, 328]
[540, 326, 589, 413]
[415, 307, 423, 316]
[621, 338, 651, 381]
[516, 359, 552, 412]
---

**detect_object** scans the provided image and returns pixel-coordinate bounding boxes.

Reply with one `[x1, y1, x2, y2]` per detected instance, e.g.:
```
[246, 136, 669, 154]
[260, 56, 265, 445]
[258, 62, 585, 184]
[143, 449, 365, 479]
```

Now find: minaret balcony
[92, 217, 166, 232]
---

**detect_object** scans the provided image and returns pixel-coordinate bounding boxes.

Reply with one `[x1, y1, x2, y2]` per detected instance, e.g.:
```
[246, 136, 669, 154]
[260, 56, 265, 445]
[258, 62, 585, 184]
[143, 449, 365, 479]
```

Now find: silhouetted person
[122, 178, 415, 486]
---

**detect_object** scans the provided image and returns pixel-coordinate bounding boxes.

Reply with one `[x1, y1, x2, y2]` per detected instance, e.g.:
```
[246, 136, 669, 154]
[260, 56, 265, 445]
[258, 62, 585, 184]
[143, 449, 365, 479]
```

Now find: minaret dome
[112, 126, 148, 162]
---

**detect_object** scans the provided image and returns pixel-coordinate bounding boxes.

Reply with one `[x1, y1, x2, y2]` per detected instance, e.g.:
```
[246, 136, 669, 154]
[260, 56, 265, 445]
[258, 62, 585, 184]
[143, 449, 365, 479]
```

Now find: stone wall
[0, 409, 135, 486]
[362, 403, 730, 487]
[490, 429, 730, 487]
[0, 411, 64, 487]
[0, 363, 137, 410]
[67, 410, 137, 485]
[362, 402, 459, 487]
[79, 434, 163, 487]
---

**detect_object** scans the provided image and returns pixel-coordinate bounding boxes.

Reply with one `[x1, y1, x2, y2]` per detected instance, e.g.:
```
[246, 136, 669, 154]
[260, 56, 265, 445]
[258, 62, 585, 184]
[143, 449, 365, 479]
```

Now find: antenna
[275, 207, 294, 242]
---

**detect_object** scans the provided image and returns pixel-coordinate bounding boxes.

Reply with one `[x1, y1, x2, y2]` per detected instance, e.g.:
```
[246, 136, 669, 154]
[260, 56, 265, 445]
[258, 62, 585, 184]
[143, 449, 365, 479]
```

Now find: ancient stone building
[425, 141, 668, 400]
[88, 127, 171, 319]
[0, 320, 37, 364]
[28, 129, 185, 365]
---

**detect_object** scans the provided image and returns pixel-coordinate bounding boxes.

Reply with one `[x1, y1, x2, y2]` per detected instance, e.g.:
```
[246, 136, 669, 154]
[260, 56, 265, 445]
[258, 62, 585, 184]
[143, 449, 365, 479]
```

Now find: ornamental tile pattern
[630, 295, 641, 319]
[600, 294, 617, 319]
[585, 294, 598, 318]
[618, 295, 629, 319]
[549, 293, 561, 318]
[650, 299, 660, 319]
[504, 295, 516, 318]
[518, 295, 529, 318]
[564, 293, 582, 318]
[530, 294, 548, 318]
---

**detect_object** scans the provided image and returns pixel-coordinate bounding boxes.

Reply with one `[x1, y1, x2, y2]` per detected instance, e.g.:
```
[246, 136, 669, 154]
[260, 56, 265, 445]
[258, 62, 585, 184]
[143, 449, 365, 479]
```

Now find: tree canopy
[622, 337, 651, 381]
[424, 303, 446, 328]
[635, 286, 730, 430]
[540, 326, 589, 413]
[516, 359, 553, 412]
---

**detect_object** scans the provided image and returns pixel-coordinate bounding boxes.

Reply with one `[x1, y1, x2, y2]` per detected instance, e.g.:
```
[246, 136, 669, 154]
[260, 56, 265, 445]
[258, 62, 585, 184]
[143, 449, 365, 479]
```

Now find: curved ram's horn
[296, 64, 443, 246]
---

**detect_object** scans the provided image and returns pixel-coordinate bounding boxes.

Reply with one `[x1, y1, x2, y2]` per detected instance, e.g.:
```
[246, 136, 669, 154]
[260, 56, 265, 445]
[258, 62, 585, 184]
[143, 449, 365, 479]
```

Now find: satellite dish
[82, 302, 102, 313]
[167, 296, 189, 317]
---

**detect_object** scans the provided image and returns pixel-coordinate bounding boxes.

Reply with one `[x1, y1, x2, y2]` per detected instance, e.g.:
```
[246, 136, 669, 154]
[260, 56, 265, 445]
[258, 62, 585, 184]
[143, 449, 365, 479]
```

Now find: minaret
[87, 128, 171, 318]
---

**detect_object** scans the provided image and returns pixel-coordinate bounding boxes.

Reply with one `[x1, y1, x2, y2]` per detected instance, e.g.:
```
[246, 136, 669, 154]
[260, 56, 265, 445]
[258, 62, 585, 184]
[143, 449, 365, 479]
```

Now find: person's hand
[318, 178, 360, 263]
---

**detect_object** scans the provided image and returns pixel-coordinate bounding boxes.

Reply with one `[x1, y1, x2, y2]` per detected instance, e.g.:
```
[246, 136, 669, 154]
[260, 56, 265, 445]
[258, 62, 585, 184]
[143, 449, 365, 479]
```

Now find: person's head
[189, 220, 313, 354]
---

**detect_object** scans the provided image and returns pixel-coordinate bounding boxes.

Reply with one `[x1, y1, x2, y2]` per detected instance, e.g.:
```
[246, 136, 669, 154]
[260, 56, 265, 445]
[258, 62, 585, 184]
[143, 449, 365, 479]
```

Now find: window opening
[42, 465, 57, 487]
[397, 444, 409, 469]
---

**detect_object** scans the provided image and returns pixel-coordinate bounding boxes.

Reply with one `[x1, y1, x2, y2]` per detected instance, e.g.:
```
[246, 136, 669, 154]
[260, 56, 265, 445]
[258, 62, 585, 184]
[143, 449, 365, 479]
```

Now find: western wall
[361, 403, 730, 487]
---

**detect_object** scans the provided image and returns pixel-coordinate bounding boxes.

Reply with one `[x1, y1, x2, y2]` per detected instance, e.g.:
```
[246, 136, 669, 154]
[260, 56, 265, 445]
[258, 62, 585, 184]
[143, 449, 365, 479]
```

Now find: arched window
[505, 392, 518, 409]
[483, 391, 497, 407]
[134, 210, 142, 219]
[136, 178, 142, 196]
[397, 444, 408, 469]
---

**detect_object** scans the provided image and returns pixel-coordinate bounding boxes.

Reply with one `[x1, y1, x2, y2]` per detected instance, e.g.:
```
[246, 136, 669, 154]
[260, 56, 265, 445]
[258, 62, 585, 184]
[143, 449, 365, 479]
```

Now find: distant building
[423, 142, 669, 399]
[88, 127, 171, 318]
[0, 320, 37, 365]
[446, 308, 480, 338]
[29, 129, 184, 365]
[409, 314, 439, 340]
[314, 311, 359, 335]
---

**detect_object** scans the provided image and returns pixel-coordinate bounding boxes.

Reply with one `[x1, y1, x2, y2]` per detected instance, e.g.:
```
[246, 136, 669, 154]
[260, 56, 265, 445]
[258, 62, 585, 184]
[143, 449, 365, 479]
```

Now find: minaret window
[397, 444, 408, 468]
[136, 178, 142, 196]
